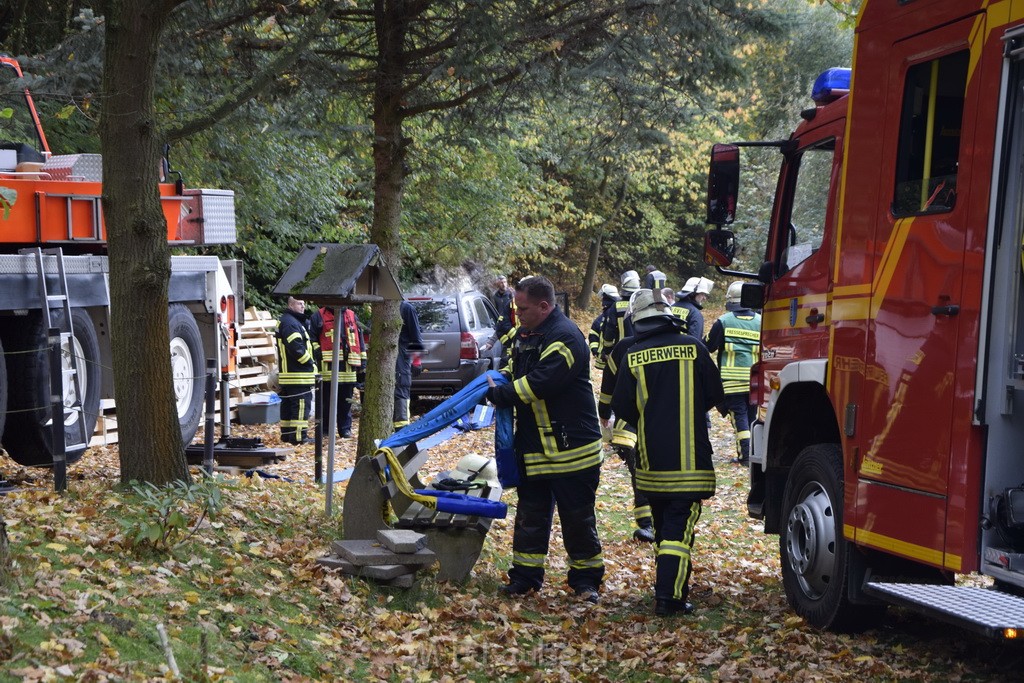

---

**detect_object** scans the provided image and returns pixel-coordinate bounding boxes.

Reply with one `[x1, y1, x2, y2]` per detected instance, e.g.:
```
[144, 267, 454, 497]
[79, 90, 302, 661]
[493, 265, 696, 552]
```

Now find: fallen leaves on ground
[2, 335, 1024, 680]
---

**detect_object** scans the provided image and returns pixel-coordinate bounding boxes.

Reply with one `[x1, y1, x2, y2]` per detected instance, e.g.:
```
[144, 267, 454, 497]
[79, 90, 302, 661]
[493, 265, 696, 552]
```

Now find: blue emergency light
[811, 67, 851, 104]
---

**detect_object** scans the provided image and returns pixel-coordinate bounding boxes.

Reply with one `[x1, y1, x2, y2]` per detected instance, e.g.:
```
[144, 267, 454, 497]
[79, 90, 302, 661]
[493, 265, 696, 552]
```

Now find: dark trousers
[650, 498, 702, 606]
[279, 384, 312, 443]
[509, 466, 604, 591]
[617, 447, 652, 528]
[322, 382, 355, 435]
[723, 393, 755, 458]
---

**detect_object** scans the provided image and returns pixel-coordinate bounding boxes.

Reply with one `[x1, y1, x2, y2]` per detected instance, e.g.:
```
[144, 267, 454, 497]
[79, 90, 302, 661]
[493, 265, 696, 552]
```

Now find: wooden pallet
[89, 309, 277, 448]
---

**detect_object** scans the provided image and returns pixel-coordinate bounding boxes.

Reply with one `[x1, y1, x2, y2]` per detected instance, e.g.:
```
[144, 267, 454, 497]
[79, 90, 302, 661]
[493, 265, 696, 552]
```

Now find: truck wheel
[780, 444, 880, 632]
[169, 304, 205, 445]
[1, 309, 101, 467]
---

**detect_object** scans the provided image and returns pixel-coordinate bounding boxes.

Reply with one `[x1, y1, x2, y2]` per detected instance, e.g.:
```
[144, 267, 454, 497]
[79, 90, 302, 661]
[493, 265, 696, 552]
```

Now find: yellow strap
[379, 448, 438, 509]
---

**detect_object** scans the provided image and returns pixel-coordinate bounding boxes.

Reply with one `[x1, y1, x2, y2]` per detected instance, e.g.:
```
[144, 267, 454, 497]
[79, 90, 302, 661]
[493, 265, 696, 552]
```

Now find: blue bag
[495, 406, 520, 488]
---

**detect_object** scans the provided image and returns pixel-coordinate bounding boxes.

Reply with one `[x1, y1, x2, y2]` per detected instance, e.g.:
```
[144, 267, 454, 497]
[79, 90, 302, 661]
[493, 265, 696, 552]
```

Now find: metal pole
[203, 359, 216, 476]
[219, 371, 232, 439]
[324, 307, 342, 515]
[48, 327, 66, 493]
[314, 375, 323, 484]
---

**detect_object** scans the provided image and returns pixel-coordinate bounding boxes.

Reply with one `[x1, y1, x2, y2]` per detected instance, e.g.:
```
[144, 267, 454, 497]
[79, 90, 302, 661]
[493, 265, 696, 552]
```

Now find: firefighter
[643, 265, 668, 290]
[597, 300, 656, 544]
[310, 305, 365, 439]
[704, 282, 761, 465]
[588, 284, 620, 370]
[676, 276, 714, 338]
[597, 270, 641, 362]
[394, 300, 424, 429]
[662, 287, 690, 322]
[610, 288, 725, 616]
[485, 275, 605, 603]
[276, 296, 316, 444]
[490, 275, 514, 317]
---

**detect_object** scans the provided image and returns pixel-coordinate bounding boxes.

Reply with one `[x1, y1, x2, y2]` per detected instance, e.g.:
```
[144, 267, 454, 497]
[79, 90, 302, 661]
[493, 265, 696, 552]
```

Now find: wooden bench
[341, 441, 503, 583]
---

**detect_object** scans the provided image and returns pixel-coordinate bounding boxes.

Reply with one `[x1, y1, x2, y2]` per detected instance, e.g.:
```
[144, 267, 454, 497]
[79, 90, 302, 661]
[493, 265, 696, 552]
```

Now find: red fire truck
[704, 1, 1024, 637]
[0, 55, 242, 468]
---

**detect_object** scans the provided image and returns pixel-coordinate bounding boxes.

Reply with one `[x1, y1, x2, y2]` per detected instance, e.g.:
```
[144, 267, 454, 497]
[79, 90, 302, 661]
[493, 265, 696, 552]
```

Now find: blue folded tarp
[379, 370, 508, 451]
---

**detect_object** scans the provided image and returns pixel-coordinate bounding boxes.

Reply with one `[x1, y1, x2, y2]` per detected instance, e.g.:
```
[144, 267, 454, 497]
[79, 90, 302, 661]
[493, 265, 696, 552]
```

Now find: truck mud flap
[864, 582, 1024, 638]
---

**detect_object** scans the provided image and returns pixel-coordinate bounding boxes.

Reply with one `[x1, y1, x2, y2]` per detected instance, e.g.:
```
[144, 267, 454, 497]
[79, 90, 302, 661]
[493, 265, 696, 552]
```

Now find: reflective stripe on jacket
[487, 307, 603, 478]
[705, 310, 761, 395]
[610, 318, 724, 498]
[276, 310, 316, 385]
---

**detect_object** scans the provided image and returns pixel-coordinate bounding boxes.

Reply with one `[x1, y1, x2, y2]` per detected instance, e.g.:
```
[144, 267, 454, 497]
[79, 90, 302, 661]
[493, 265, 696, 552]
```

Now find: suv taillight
[460, 332, 479, 360]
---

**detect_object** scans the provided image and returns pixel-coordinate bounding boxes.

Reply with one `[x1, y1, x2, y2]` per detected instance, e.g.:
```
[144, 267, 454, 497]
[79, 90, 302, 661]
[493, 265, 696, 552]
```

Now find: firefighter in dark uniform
[276, 296, 316, 444]
[598, 311, 656, 544]
[486, 275, 605, 603]
[490, 275, 514, 317]
[662, 287, 691, 323]
[310, 305, 365, 439]
[676, 276, 713, 338]
[643, 265, 668, 290]
[588, 284, 619, 371]
[394, 300, 424, 429]
[611, 288, 725, 616]
[705, 282, 761, 465]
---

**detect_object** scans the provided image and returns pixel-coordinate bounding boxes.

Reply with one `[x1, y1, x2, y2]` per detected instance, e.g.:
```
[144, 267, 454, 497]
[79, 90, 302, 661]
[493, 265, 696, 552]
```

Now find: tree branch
[164, 0, 341, 141]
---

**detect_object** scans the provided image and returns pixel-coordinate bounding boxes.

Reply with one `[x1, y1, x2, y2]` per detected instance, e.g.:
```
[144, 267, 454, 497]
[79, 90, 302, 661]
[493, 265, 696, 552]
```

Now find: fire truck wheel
[0, 308, 101, 467]
[169, 304, 205, 445]
[780, 444, 881, 632]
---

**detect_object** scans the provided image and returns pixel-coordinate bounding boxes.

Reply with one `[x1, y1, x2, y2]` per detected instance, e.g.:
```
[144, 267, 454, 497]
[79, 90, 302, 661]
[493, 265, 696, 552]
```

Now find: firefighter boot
[730, 438, 750, 466]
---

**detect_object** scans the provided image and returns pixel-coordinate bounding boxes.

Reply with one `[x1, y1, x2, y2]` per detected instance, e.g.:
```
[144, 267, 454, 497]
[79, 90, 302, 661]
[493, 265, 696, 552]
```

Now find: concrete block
[382, 573, 415, 588]
[331, 539, 437, 567]
[316, 555, 417, 579]
[377, 529, 427, 554]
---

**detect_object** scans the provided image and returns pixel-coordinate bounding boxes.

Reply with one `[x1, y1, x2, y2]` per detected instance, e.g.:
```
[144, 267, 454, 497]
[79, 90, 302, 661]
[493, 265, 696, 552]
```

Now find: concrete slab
[341, 457, 388, 541]
[382, 573, 415, 588]
[315, 556, 417, 579]
[377, 529, 427, 554]
[331, 539, 437, 567]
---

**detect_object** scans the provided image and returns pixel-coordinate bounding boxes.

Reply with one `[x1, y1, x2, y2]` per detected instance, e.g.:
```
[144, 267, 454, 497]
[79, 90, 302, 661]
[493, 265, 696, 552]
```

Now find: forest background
[1, 0, 855, 310]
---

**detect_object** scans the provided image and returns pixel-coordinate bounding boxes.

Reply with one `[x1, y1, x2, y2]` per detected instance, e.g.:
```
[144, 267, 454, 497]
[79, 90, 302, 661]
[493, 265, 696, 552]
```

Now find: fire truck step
[864, 582, 1024, 638]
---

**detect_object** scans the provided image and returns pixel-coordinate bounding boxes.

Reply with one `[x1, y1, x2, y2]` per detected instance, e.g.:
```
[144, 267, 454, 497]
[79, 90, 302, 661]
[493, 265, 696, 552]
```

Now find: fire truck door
[853, 20, 978, 563]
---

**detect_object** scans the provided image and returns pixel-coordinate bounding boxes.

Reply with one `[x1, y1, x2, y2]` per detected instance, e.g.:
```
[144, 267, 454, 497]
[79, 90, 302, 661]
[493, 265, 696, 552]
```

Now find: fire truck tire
[169, 304, 205, 445]
[0, 308, 101, 467]
[779, 444, 882, 632]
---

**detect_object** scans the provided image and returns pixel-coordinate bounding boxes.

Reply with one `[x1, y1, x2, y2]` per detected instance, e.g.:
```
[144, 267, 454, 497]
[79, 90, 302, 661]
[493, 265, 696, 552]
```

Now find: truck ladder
[864, 582, 1024, 639]
[22, 247, 88, 453]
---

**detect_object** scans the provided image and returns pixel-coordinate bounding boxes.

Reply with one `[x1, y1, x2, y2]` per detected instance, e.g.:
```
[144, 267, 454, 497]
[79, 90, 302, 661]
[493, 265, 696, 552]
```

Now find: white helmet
[727, 281, 744, 304]
[628, 288, 670, 322]
[695, 277, 714, 295]
[447, 453, 498, 488]
[680, 276, 701, 295]
[621, 270, 641, 291]
[599, 283, 620, 300]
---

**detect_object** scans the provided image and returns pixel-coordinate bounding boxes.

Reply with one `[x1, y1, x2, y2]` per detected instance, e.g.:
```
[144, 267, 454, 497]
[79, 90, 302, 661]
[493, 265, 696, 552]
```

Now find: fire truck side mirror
[703, 228, 736, 267]
[740, 282, 765, 311]
[706, 143, 740, 225]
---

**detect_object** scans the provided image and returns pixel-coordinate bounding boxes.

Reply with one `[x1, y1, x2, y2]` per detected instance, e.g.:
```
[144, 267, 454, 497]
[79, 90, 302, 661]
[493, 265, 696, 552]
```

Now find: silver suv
[407, 291, 504, 396]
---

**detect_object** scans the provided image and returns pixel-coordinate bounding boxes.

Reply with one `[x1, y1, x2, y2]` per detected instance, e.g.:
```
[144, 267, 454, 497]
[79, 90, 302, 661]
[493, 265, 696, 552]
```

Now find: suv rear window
[409, 299, 457, 332]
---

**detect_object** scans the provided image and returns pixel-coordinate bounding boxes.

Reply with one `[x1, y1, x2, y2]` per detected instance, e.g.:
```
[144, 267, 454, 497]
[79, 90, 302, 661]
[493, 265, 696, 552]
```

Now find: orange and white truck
[0, 54, 242, 468]
[705, 1, 1024, 637]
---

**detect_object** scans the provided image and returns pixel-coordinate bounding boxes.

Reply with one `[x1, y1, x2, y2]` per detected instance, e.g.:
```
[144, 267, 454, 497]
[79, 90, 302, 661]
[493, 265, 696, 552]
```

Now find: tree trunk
[576, 233, 602, 311]
[99, 0, 189, 484]
[355, 0, 408, 457]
